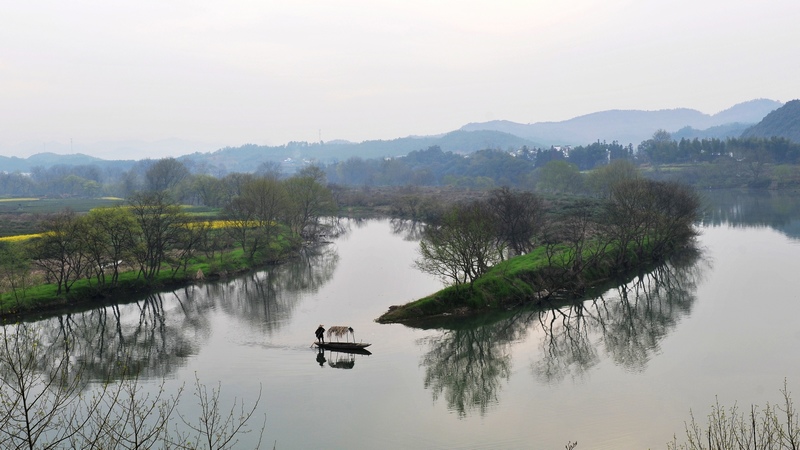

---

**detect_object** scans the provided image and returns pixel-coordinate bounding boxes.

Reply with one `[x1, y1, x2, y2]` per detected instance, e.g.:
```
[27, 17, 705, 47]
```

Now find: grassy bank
[377, 237, 668, 323]
[0, 238, 298, 322]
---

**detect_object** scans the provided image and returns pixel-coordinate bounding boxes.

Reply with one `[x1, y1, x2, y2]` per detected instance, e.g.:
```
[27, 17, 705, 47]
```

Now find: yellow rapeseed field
[188, 220, 257, 229]
[0, 221, 247, 243]
[0, 233, 44, 242]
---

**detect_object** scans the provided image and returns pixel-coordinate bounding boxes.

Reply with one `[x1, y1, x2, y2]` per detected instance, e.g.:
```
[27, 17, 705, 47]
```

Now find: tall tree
[0, 241, 31, 305]
[145, 158, 189, 192]
[127, 191, 186, 281]
[585, 159, 641, 198]
[416, 200, 500, 288]
[605, 178, 700, 263]
[638, 129, 679, 164]
[486, 187, 545, 257]
[283, 166, 337, 238]
[81, 207, 137, 286]
[224, 177, 289, 261]
[30, 210, 87, 295]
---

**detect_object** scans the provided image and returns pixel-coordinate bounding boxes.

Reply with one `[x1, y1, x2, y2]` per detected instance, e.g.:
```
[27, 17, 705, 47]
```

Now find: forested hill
[180, 130, 539, 173]
[741, 99, 800, 143]
[0, 152, 134, 174]
[461, 99, 782, 146]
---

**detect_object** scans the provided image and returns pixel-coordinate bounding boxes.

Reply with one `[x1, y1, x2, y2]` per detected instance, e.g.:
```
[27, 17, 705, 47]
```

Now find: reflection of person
[315, 325, 325, 343]
[316, 349, 326, 367]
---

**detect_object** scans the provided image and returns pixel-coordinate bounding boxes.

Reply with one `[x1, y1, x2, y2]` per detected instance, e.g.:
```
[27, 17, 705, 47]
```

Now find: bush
[669, 380, 800, 450]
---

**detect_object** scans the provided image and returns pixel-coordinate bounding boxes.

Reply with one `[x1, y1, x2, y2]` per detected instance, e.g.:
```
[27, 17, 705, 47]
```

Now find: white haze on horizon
[2, 0, 798, 159]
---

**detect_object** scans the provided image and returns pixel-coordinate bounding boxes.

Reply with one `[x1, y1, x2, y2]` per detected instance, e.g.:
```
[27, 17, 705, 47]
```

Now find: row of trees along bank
[5, 133, 800, 201]
[0, 166, 336, 317]
[378, 178, 701, 323]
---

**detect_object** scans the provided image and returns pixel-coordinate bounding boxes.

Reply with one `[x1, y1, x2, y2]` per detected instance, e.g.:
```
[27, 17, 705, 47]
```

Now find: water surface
[16, 191, 800, 449]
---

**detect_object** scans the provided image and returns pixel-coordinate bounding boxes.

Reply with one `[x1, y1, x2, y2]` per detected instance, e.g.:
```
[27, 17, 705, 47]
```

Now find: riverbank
[0, 241, 301, 323]
[377, 237, 694, 324]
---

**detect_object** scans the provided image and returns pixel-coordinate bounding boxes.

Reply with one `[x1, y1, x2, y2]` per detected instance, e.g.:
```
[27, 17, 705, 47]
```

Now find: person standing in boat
[315, 324, 325, 344]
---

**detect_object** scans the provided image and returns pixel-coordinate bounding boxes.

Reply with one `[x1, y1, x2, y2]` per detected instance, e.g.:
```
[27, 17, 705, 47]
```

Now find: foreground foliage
[669, 380, 800, 450]
[0, 324, 265, 449]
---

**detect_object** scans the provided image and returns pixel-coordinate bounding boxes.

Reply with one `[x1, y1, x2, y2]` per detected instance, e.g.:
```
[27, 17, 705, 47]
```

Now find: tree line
[0, 166, 336, 308]
[2, 133, 799, 199]
[324, 142, 634, 189]
[414, 178, 701, 299]
[637, 131, 800, 165]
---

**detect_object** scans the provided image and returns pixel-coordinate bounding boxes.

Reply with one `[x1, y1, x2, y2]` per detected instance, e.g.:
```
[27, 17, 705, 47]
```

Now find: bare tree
[605, 179, 700, 263]
[416, 200, 500, 288]
[283, 166, 337, 239]
[0, 325, 265, 449]
[174, 374, 264, 450]
[81, 206, 137, 287]
[128, 191, 187, 282]
[669, 380, 800, 450]
[223, 177, 290, 262]
[486, 187, 546, 257]
[29, 209, 88, 295]
[0, 325, 98, 449]
[0, 241, 32, 306]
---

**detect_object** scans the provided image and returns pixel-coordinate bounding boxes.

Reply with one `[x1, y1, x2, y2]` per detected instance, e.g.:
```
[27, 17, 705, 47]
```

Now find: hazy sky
[2, 0, 799, 157]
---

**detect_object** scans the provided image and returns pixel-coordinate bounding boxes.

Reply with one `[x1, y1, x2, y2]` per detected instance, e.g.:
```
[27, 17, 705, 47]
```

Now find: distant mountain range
[2, 98, 795, 173]
[7, 138, 222, 161]
[460, 98, 783, 145]
[0, 152, 137, 173]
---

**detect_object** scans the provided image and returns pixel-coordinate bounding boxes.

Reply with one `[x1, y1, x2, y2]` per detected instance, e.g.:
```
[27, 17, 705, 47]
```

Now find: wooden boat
[315, 341, 371, 351]
[314, 325, 371, 353]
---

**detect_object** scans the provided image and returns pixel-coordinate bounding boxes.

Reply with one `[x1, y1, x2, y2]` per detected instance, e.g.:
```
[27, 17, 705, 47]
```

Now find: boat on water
[314, 325, 371, 353]
[315, 341, 371, 351]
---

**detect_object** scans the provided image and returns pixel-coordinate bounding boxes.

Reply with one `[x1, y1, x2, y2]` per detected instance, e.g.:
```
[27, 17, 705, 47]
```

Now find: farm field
[0, 197, 218, 237]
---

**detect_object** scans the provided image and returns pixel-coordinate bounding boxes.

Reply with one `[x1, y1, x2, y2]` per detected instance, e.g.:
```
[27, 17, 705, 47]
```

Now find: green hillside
[741, 99, 800, 143]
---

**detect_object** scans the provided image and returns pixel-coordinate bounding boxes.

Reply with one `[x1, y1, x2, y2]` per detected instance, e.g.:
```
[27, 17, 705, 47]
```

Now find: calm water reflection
[7, 193, 800, 449]
[702, 189, 800, 237]
[26, 241, 340, 384]
[418, 248, 703, 418]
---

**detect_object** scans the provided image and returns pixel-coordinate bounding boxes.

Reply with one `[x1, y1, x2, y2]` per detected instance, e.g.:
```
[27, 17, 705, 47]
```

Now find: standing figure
[315, 324, 325, 343]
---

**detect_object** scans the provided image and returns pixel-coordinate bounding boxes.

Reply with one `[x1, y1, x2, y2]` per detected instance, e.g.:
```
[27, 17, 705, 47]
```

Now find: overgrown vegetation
[378, 178, 701, 322]
[0, 165, 336, 319]
[668, 380, 800, 450]
[0, 324, 265, 449]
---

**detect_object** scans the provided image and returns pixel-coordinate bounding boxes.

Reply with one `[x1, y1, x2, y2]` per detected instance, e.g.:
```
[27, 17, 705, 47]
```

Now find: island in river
[378, 178, 702, 323]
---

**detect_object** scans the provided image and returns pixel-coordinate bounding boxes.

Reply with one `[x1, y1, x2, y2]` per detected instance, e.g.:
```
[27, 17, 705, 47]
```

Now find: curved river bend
[12, 190, 800, 449]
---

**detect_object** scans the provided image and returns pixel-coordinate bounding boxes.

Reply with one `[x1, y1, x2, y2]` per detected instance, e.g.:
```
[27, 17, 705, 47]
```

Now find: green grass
[181, 205, 222, 218]
[0, 233, 298, 319]
[377, 238, 665, 323]
[0, 198, 130, 237]
[0, 198, 125, 214]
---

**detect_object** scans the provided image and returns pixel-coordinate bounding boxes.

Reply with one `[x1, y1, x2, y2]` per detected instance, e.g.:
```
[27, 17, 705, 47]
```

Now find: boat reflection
[314, 347, 371, 369]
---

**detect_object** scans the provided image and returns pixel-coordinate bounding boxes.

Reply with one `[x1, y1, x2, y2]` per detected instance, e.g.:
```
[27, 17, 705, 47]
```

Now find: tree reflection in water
[420, 319, 519, 417]
[701, 189, 800, 238]
[201, 242, 339, 332]
[6, 239, 340, 388]
[390, 218, 425, 242]
[418, 247, 706, 417]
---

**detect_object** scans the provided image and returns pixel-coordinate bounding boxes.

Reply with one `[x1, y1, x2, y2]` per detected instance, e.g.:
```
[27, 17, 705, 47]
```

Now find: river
[8, 190, 800, 449]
